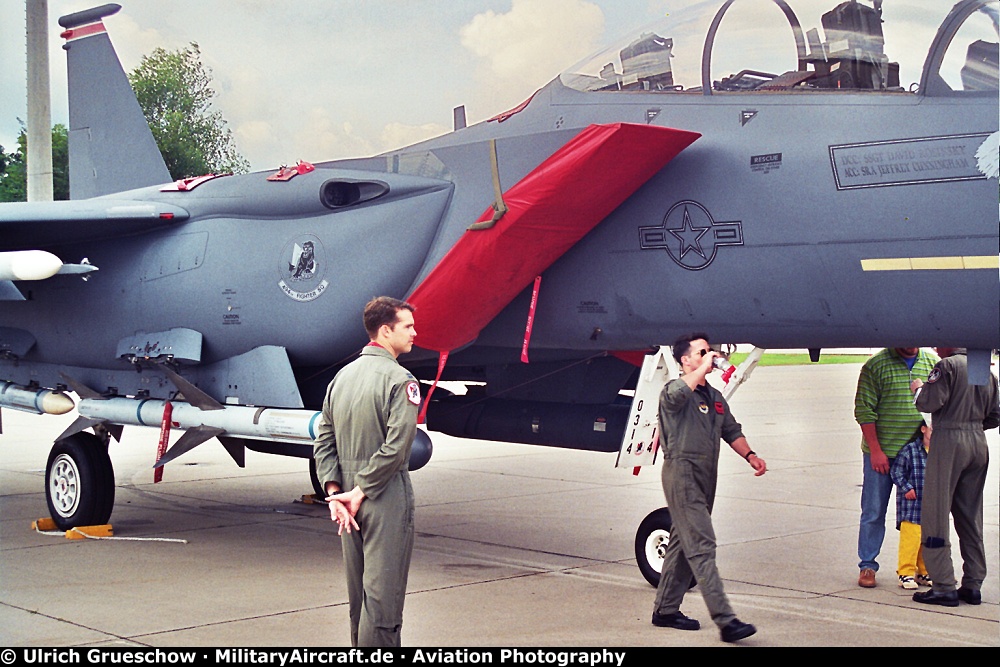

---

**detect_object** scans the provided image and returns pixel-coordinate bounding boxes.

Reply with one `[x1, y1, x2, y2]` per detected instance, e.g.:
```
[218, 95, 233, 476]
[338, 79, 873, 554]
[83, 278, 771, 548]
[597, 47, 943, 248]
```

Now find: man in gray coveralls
[909, 347, 999, 607]
[314, 296, 421, 647]
[651, 333, 767, 643]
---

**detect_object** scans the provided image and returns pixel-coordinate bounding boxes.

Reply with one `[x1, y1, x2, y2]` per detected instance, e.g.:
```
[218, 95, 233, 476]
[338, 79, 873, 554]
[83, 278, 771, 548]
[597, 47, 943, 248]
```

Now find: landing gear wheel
[635, 507, 672, 587]
[45, 432, 115, 530]
[308, 457, 325, 498]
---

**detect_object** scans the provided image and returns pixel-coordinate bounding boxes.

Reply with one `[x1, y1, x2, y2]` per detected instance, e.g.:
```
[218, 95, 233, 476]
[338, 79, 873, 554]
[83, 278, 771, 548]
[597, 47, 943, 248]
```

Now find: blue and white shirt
[890, 436, 927, 527]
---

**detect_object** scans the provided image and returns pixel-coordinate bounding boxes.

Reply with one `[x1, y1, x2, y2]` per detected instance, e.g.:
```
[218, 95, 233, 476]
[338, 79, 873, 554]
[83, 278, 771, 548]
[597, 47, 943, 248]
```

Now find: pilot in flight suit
[651, 333, 766, 643]
[313, 297, 420, 646]
[911, 348, 999, 606]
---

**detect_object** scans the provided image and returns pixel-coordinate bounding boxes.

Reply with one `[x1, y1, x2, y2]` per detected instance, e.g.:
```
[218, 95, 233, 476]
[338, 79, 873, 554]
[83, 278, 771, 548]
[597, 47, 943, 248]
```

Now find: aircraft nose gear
[635, 507, 673, 586]
[49, 454, 81, 517]
[44, 433, 115, 530]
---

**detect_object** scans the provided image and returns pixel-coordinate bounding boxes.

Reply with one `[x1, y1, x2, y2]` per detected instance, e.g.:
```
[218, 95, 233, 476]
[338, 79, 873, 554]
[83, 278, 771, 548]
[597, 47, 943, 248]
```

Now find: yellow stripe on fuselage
[861, 256, 999, 271]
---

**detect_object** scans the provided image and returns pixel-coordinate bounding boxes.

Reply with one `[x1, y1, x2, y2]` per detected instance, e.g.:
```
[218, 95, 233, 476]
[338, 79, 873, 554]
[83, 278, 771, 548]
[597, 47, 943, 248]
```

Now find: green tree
[0, 141, 25, 202]
[128, 42, 250, 180]
[0, 123, 69, 202]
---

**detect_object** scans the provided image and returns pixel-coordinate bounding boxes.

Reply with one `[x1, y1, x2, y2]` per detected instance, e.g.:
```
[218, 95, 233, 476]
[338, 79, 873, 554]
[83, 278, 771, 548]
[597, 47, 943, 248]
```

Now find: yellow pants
[897, 521, 928, 578]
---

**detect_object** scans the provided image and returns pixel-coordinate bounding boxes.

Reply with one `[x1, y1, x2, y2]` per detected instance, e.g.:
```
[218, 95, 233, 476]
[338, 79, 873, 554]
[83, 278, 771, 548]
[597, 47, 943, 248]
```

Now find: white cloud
[460, 0, 605, 83]
[458, 0, 605, 123]
[290, 111, 374, 164]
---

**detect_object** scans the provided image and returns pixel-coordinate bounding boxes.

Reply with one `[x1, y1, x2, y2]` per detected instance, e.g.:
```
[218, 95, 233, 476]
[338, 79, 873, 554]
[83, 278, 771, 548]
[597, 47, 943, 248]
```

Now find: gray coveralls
[653, 378, 744, 628]
[915, 350, 1000, 593]
[313, 344, 420, 647]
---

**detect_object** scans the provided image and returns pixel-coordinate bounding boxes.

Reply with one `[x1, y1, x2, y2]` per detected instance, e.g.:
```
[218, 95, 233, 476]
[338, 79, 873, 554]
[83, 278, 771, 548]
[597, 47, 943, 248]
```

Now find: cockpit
[560, 0, 999, 96]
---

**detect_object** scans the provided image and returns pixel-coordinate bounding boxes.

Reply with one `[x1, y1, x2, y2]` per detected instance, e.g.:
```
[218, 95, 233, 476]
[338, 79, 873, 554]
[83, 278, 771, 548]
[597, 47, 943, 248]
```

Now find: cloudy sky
[1, 0, 989, 171]
[1, 0, 700, 170]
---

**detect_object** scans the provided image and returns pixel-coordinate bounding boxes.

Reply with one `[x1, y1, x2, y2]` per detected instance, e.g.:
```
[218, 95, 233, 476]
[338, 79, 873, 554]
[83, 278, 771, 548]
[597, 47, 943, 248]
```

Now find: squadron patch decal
[278, 234, 329, 302]
[406, 381, 421, 405]
[698, 401, 709, 414]
[926, 368, 941, 383]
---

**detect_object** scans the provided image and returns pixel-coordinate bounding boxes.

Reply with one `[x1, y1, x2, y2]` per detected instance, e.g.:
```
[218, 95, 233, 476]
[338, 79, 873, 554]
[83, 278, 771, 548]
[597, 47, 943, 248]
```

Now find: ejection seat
[961, 39, 1000, 90]
[807, 0, 900, 90]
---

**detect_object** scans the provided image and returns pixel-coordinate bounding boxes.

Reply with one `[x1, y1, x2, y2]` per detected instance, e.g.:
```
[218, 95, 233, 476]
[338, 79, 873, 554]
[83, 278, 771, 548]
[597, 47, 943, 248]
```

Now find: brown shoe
[858, 568, 876, 588]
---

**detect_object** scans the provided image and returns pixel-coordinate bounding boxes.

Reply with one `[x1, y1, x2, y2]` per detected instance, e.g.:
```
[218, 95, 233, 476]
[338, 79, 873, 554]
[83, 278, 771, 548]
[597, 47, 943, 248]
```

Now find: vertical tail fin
[59, 4, 171, 198]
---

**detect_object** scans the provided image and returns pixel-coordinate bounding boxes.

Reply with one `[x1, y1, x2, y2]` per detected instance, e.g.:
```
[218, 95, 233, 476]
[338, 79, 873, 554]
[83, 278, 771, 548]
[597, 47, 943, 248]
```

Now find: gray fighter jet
[1, 1, 997, 582]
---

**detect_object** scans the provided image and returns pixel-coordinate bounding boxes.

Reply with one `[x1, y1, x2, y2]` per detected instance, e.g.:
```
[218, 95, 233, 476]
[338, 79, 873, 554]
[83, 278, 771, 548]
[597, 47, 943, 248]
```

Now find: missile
[77, 397, 322, 445]
[0, 251, 99, 282]
[0, 250, 63, 281]
[0, 381, 75, 415]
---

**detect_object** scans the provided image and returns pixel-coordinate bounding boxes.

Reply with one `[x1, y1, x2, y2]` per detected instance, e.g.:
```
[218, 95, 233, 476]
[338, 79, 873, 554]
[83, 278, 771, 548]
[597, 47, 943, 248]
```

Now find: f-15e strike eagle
[1, 0, 996, 584]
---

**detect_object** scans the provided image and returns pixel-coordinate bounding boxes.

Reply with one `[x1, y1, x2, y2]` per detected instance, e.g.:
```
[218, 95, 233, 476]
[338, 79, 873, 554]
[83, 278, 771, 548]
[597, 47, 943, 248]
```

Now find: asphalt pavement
[1, 362, 996, 647]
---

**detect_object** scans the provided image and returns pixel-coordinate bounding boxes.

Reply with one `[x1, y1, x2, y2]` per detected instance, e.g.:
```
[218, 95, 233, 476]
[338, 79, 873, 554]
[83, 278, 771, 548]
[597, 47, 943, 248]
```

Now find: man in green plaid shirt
[853, 347, 939, 588]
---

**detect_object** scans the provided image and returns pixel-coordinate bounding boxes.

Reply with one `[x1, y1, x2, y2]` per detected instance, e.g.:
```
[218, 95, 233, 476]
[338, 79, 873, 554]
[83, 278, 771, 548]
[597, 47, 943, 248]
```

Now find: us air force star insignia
[406, 381, 421, 405]
[927, 368, 941, 383]
[698, 402, 709, 414]
[639, 200, 743, 271]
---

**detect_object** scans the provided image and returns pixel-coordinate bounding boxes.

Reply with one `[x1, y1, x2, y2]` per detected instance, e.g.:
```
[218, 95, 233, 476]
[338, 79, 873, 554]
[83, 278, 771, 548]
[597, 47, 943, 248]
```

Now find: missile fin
[153, 425, 226, 468]
[58, 372, 105, 400]
[217, 436, 247, 468]
[105, 423, 124, 443]
[56, 415, 103, 443]
[0, 281, 26, 301]
[160, 367, 224, 411]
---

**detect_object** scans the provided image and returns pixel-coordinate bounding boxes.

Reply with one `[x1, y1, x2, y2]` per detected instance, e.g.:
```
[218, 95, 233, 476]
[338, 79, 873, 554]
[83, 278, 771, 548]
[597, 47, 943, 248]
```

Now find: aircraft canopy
[560, 0, 999, 96]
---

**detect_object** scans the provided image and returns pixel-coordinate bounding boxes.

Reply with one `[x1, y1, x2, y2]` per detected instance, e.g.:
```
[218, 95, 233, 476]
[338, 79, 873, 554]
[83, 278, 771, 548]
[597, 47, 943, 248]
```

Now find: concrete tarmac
[1, 362, 997, 647]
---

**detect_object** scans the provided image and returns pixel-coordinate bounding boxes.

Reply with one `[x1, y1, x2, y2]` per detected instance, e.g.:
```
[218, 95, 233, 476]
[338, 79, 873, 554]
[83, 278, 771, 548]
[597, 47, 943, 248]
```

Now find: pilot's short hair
[672, 332, 710, 364]
[364, 296, 414, 339]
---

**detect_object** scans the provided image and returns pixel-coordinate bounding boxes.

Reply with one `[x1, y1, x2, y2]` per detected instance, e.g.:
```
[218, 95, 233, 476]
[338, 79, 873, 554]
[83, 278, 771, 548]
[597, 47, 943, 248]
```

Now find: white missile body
[77, 397, 322, 444]
[0, 381, 75, 415]
[0, 250, 63, 281]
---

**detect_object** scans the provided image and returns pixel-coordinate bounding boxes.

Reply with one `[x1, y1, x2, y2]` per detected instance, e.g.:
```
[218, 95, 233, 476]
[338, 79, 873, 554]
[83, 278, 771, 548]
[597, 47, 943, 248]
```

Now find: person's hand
[905, 489, 916, 501]
[910, 379, 923, 393]
[870, 449, 890, 475]
[702, 350, 719, 373]
[749, 454, 767, 476]
[327, 486, 366, 518]
[327, 499, 360, 535]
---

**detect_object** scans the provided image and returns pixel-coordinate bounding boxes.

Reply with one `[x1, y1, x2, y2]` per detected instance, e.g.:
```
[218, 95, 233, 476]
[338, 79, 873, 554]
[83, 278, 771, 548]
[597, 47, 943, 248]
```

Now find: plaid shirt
[890, 436, 927, 527]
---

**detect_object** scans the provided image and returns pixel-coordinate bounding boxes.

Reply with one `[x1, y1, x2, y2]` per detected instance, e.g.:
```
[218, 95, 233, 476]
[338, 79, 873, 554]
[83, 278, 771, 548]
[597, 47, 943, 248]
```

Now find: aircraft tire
[635, 507, 673, 587]
[45, 433, 115, 531]
[308, 457, 325, 498]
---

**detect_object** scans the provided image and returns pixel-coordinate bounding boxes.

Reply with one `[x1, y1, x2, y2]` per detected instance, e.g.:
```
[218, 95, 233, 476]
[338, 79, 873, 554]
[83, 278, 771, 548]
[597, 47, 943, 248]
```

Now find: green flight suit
[915, 350, 1000, 593]
[313, 344, 420, 647]
[653, 377, 745, 628]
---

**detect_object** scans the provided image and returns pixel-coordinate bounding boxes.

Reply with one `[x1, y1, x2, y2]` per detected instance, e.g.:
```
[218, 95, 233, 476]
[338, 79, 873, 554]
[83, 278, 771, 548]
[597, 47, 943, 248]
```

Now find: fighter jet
[1, 1, 997, 585]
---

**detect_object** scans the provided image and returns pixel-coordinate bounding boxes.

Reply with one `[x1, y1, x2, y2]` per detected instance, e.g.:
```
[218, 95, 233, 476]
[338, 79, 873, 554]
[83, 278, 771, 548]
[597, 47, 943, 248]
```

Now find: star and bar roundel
[639, 200, 743, 270]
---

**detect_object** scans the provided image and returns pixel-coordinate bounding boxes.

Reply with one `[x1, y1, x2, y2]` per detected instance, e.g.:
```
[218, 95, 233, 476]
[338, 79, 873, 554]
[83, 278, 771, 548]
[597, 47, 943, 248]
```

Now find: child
[890, 416, 933, 590]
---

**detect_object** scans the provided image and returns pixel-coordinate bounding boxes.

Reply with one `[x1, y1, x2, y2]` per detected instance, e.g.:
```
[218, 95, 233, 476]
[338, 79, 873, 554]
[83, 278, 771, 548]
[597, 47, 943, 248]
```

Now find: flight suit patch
[698, 401, 709, 414]
[715, 402, 724, 414]
[406, 381, 421, 405]
[927, 368, 941, 383]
